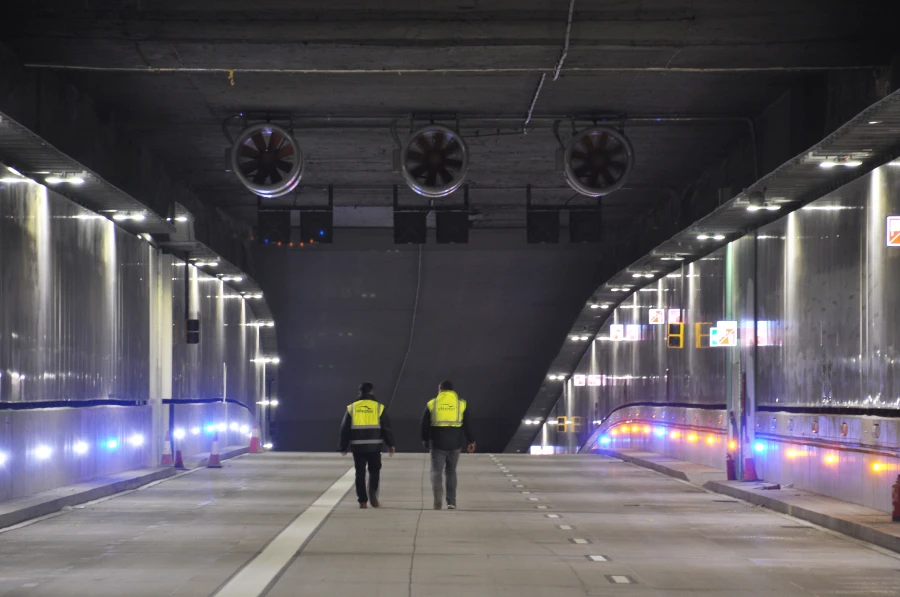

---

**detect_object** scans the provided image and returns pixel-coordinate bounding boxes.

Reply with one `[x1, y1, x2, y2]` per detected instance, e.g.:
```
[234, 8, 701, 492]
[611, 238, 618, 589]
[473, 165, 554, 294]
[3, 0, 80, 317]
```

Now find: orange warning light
[728, 440, 737, 451]
[706, 436, 715, 445]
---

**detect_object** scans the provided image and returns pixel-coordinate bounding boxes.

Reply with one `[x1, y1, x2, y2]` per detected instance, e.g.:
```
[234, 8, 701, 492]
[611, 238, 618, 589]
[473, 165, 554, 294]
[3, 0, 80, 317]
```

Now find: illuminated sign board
[649, 309, 665, 325]
[573, 374, 586, 387]
[668, 309, 682, 324]
[587, 375, 601, 386]
[610, 324, 625, 341]
[710, 320, 737, 347]
[888, 216, 900, 247]
[625, 324, 641, 341]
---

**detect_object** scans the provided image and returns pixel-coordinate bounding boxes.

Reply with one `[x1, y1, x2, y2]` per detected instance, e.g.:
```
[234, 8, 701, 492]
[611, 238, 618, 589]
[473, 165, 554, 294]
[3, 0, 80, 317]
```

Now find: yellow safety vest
[347, 399, 385, 446]
[427, 391, 466, 427]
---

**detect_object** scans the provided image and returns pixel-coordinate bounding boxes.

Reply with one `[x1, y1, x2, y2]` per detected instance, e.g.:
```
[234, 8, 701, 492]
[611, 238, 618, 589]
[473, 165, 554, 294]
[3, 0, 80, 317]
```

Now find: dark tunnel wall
[252, 230, 601, 452]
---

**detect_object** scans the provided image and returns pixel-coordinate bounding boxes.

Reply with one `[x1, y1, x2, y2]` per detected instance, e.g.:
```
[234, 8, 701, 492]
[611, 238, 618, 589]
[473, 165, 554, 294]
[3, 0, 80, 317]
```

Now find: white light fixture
[0, 177, 33, 184]
[112, 213, 147, 222]
[194, 261, 219, 268]
[240, 425, 250, 434]
[191, 427, 201, 435]
[580, 335, 590, 341]
[220, 276, 243, 282]
[713, 234, 726, 241]
[270, 400, 280, 407]
[660, 256, 685, 261]
[173, 428, 186, 440]
[174, 216, 189, 222]
[263, 443, 273, 450]
[589, 304, 599, 309]
[217, 423, 227, 432]
[128, 434, 145, 447]
[765, 204, 781, 211]
[73, 441, 89, 455]
[600, 304, 610, 309]
[631, 273, 643, 278]
[819, 159, 862, 169]
[697, 234, 710, 240]
[229, 422, 239, 431]
[0, 452, 7, 466]
[35, 445, 52, 460]
[45, 175, 85, 185]
[746, 205, 763, 212]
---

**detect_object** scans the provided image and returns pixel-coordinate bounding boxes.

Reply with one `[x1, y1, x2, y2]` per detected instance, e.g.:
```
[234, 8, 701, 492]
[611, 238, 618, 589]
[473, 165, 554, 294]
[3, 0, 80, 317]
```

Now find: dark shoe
[359, 502, 368, 509]
[433, 503, 442, 510]
[371, 497, 380, 508]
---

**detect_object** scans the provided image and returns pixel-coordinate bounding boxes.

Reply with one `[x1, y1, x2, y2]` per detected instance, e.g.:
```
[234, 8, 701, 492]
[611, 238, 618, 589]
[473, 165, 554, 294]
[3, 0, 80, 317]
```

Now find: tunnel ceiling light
[194, 261, 219, 267]
[112, 213, 147, 222]
[174, 216, 189, 222]
[191, 427, 201, 435]
[73, 441, 89, 455]
[0, 452, 7, 466]
[240, 424, 250, 434]
[229, 422, 239, 431]
[819, 159, 862, 169]
[173, 428, 186, 440]
[106, 439, 118, 450]
[252, 356, 280, 364]
[35, 445, 53, 460]
[220, 276, 243, 282]
[589, 304, 599, 309]
[270, 399, 280, 407]
[217, 423, 227, 432]
[45, 175, 85, 185]
[263, 443, 273, 450]
[660, 256, 684, 261]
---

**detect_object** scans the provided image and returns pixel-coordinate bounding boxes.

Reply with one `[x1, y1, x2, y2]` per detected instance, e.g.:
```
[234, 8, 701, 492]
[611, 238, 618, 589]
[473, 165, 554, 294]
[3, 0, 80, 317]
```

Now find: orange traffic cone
[161, 430, 173, 466]
[174, 445, 186, 470]
[249, 425, 262, 453]
[207, 432, 223, 468]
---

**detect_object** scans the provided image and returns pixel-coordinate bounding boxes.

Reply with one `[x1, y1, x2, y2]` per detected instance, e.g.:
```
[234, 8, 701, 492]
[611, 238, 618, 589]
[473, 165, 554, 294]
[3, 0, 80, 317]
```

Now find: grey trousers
[430, 449, 460, 507]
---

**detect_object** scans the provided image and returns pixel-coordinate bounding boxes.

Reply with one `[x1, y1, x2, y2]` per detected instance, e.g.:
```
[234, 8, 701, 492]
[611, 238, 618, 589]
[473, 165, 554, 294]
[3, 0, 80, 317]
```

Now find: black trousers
[352, 451, 382, 503]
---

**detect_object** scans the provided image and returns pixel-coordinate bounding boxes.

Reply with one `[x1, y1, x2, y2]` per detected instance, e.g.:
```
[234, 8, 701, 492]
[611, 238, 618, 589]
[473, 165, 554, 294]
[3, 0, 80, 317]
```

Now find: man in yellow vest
[421, 380, 475, 510]
[340, 382, 395, 509]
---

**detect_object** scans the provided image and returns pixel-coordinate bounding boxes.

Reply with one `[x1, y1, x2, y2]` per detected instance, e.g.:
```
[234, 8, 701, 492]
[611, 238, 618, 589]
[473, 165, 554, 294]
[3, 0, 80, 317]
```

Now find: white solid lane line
[213, 467, 355, 597]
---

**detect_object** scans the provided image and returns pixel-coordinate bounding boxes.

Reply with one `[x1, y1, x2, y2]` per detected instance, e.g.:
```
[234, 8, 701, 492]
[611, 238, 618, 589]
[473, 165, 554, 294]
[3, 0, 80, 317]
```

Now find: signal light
[670, 431, 680, 440]
[824, 454, 837, 464]
[687, 434, 698, 443]
[872, 463, 886, 472]
[706, 436, 715, 445]
[753, 442, 765, 453]
[599, 437, 611, 445]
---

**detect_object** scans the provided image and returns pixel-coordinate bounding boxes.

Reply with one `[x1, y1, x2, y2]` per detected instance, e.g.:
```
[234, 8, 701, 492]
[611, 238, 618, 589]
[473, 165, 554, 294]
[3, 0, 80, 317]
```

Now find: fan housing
[230, 123, 303, 198]
[564, 126, 634, 197]
[400, 125, 469, 198]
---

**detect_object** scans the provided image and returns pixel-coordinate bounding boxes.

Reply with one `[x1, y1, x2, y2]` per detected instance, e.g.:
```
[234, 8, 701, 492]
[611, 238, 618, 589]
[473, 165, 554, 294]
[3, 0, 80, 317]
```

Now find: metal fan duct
[231, 123, 304, 198]
[400, 125, 469, 198]
[564, 126, 634, 197]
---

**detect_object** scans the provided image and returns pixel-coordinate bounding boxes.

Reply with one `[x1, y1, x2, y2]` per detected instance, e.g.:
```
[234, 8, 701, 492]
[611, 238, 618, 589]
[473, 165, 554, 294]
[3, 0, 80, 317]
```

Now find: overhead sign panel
[588, 375, 601, 386]
[610, 324, 625, 341]
[668, 309, 682, 324]
[888, 216, 900, 247]
[625, 324, 641, 342]
[710, 320, 737, 347]
[573, 374, 586, 387]
[649, 309, 665, 325]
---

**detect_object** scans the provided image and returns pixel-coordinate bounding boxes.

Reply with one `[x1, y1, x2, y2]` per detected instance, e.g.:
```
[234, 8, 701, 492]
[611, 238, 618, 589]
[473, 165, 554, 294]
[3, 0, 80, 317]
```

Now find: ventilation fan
[563, 126, 634, 197]
[230, 123, 303, 198]
[400, 125, 469, 198]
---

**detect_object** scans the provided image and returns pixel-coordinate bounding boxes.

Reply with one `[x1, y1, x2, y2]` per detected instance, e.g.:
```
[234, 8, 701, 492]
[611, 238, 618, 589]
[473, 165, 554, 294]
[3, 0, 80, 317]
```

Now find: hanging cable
[387, 244, 423, 411]
[552, 0, 577, 81]
[523, 73, 547, 134]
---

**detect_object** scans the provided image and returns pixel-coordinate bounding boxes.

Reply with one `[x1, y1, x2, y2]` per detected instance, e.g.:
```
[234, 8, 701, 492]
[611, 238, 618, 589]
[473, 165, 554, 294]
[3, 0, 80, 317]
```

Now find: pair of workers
[339, 380, 475, 510]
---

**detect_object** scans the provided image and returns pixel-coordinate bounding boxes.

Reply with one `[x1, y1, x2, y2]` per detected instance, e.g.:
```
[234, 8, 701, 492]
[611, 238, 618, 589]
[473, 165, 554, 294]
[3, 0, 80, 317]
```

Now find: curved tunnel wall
[0, 179, 263, 501]
[541, 161, 900, 511]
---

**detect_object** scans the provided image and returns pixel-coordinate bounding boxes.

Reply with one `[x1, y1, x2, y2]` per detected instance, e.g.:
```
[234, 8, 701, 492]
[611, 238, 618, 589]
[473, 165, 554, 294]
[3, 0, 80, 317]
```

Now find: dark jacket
[421, 404, 474, 451]
[339, 400, 395, 453]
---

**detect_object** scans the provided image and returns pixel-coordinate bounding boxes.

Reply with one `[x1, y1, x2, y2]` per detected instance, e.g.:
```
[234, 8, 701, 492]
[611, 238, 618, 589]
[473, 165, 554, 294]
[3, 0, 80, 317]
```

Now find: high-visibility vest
[427, 391, 466, 427]
[347, 399, 385, 446]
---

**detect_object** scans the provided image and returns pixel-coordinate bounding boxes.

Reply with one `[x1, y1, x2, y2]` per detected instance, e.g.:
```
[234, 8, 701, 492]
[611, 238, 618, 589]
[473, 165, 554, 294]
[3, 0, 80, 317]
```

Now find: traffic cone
[249, 425, 262, 453]
[160, 430, 173, 466]
[207, 432, 223, 468]
[174, 446, 186, 470]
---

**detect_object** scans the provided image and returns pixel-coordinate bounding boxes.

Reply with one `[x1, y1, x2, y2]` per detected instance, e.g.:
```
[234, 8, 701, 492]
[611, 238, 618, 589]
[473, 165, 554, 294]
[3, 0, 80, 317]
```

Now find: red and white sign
[625, 324, 641, 342]
[668, 309, 683, 324]
[573, 374, 586, 387]
[588, 375, 602, 386]
[610, 324, 625, 341]
[888, 216, 900, 247]
[649, 309, 665, 325]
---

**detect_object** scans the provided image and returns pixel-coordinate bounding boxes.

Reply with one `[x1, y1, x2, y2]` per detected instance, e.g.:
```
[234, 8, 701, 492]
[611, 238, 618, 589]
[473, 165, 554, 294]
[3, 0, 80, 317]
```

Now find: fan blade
[570, 150, 586, 160]
[438, 167, 453, 184]
[268, 131, 284, 152]
[276, 160, 293, 172]
[589, 171, 602, 189]
[425, 170, 437, 187]
[409, 164, 428, 179]
[442, 140, 460, 156]
[444, 158, 463, 169]
[579, 136, 595, 151]
[240, 145, 260, 159]
[607, 160, 627, 170]
[574, 164, 592, 178]
[276, 144, 295, 159]
[416, 135, 432, 154]
[270, 168, 283, 185]
[250, 132, 267, 153]
[253, 171, 267, 185]
[432, 133, 446, 151]
[596, 132, 609, 150]
[599, 166, 617, 186]
[407, 150, 426, 162]
[239, 160, 259, 176]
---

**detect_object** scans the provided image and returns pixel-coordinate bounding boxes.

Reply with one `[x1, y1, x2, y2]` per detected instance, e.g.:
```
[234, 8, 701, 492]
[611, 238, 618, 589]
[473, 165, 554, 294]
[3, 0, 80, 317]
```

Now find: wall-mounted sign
[625, 324, 641, 342]
[610, 324, 625, 341]
[888, 216, 900, 247]
[710, 320, 737, 347]
[588, 374, 602, 386]
[668, 309, 682, 324]
[573, 374, 586, 387]
[649, 309, 665, 325]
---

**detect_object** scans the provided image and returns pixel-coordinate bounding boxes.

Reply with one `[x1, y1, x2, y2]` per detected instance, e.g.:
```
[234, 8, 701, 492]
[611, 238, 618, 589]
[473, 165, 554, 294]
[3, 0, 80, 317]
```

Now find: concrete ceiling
[2, 0, 895, 230]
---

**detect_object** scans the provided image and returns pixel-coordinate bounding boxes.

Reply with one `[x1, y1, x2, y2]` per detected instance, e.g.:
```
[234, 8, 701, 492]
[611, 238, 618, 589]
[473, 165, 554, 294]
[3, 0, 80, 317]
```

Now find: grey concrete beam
[0, 42, 254, 272]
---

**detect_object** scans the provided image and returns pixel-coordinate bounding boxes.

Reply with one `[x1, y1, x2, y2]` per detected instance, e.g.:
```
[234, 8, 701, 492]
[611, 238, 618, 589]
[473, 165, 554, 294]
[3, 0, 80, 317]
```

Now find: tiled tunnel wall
[0, 179, 263, 501]
[540, 161, 900, 513]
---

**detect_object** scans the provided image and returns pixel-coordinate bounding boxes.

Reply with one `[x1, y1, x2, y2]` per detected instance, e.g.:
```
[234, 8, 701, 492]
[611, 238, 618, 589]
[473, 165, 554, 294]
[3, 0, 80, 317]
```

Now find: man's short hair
[359, 381, 374, 396]
[439, 380, 453, 391]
